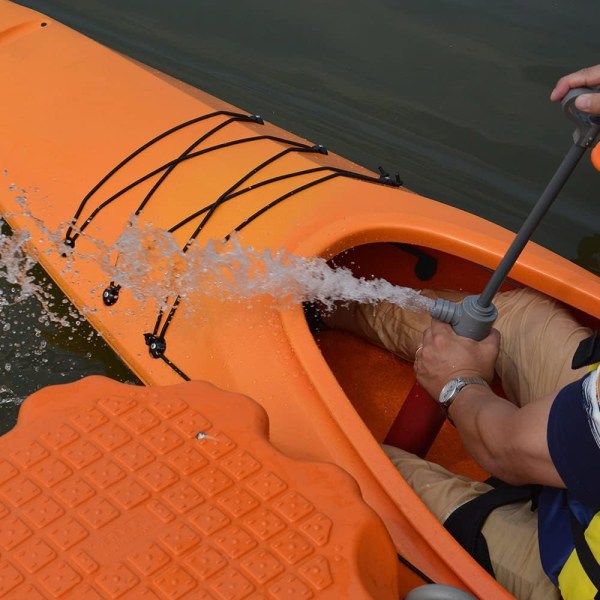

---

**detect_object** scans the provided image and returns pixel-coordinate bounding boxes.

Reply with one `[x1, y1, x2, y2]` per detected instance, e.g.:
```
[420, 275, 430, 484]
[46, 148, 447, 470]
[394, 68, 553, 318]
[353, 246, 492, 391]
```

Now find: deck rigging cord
[64, 133, 313, 246]
[64, 110, 261, 245]
[63, 111, 402, 379]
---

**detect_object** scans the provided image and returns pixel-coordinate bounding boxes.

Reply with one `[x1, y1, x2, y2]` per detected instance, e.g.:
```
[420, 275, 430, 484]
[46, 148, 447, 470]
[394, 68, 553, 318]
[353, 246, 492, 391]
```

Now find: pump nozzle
[430, 295, 497, 341]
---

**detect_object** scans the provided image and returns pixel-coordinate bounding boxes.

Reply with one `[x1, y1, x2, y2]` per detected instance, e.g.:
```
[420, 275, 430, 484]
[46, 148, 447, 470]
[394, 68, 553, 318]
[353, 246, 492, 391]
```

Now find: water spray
[430, 86, 600, 340]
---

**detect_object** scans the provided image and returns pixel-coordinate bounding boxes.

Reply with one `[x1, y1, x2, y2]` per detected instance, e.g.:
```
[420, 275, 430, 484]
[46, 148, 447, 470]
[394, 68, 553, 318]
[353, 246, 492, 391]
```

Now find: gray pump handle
[561, 86, 600, 147]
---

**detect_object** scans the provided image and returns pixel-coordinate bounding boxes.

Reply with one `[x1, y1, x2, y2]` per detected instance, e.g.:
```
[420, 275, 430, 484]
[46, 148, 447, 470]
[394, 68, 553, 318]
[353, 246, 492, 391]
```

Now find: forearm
[448, 386, 564, 487]
[448, 386, 519, 481]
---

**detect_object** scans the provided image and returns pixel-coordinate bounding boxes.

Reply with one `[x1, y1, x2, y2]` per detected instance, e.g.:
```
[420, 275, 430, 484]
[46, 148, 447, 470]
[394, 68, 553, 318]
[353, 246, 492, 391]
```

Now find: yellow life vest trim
[559, 512, 600, 599]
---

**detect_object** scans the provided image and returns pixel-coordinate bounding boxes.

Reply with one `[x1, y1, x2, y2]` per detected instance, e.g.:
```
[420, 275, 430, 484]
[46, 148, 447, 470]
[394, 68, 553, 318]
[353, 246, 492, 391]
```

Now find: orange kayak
[1, 1, 599, 598]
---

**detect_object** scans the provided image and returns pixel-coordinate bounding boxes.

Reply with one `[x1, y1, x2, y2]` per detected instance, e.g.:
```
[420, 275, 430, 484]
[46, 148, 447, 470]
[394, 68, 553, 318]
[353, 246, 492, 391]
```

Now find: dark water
[14, 0, 600, 259]
[3, 0, 600, 417]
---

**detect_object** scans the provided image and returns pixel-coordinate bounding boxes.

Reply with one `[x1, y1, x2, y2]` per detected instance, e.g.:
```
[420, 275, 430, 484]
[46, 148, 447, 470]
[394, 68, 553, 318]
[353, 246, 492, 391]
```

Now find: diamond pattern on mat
[209, 566, 255, 600]
[61, 438, 103, 469]
[271, 530, 314, 565]
[0, 560, 24, 596]
[184, 544, 227, 580]
[162, 480, 205, 514]
[122, 405, 161, 434]
[37, 559, 82, 597]
[299, 512, 333, 547]
[41, 423, 80, 450]
[167, 446, 208, 476]
[46, 515, 88, 550]
[153, 564, 197, 599]
[245, 471, 287, 500]
[21, 495, 65, 528]
[77, 496, 120, 529]
[70, 407, 109, 433]
[272, 491, 315, 523]
[188, 504, 231, 536]
[55, 476, 96, 508]
[171, 409, 212, 438]
[244, 508, 286, 541]
[0, 460, 18, 485]
[70, 548, 99, 575]
[0, 515, 32, 550]
[95, 562, 139, 598]
[10, 440, 49, 468]
[146, 498, 177, 524]
[193, 466, 234, 498]
[213, 525, 258, 559]
[0, 381, 393, 598]
[144, 425, 184, 455]
[113, 440, 156, 472]
[160, 523, 200, 556]
[240, 548, 285, 584]
[109, 478, 151, 509]
[98, 394, 137, 416]
[139, 461, 179, 492]
[196, 430, 236, 460]
[29, 456, 73, 488]
[147, 395, 188, 420]
[91, 422, 132, 451]
[84, 457, 126, 489]
[220, 449, 262, 481]
[298, 555, 334, 591]
[128, 541, 171, 576]
[269, 573, 314, 600]
[0, 473, 41, 507]
[217, 487, 260, 518]
[13, 538, 56, 574]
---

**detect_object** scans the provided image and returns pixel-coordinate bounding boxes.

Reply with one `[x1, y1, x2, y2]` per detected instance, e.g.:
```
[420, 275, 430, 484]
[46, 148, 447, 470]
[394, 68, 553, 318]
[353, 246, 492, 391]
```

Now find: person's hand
[414, 320, 500, 400]
[550, 65, 600, 114]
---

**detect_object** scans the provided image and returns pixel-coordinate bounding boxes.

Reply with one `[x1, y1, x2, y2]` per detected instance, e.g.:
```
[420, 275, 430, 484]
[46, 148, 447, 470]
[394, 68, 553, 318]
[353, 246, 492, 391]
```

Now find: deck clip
[311, 144, 328, 155]
[249, 114, 264, 125]
[377, 166, 402, 187]
[102, 282, 121, 306]
[144, 333, 167, 358]
[61, 237, 75, 257]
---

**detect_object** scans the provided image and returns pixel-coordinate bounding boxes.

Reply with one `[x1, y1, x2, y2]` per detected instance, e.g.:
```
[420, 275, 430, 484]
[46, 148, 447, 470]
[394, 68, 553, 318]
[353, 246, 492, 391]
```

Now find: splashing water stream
[0, 186, 433, 415]
[103, 218, 434, 314]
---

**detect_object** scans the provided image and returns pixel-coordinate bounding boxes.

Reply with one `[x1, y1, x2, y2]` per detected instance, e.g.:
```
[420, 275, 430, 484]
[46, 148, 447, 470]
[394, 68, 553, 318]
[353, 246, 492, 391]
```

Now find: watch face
[440, 379, 460, 405]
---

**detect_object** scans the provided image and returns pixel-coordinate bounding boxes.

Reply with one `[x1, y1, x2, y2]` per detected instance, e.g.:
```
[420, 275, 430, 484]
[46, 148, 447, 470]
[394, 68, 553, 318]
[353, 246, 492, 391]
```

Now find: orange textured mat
[0, 376, 400, 599]
[315, 329, 414, 443]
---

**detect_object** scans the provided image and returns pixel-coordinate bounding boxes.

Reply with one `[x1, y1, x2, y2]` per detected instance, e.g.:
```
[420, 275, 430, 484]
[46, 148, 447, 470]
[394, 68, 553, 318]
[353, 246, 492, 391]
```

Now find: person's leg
[492, 288, 591, 406]
[385, 445, 560, 600]
[324, 288, 591, 405]
[322, 289, 463, 364]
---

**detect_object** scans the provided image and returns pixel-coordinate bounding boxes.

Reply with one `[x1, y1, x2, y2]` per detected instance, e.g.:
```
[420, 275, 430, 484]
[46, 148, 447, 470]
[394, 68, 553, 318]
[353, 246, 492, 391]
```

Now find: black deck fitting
[102, 282, 121, 306]
[144, 333, 167, 358]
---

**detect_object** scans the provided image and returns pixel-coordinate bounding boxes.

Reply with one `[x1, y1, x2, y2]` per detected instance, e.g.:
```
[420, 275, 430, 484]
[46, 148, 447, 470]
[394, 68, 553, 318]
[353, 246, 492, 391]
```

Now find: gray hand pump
[430, 87, 600, 340]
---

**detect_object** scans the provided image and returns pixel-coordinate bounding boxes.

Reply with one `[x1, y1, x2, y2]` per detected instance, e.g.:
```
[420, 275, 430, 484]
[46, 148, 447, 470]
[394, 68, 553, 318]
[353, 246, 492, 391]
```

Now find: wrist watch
[438, 376, 490, 415]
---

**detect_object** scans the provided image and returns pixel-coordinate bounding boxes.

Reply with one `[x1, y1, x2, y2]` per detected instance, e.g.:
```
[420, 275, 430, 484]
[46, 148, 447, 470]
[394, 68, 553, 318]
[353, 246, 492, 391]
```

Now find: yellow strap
[559, 512, 600, 599]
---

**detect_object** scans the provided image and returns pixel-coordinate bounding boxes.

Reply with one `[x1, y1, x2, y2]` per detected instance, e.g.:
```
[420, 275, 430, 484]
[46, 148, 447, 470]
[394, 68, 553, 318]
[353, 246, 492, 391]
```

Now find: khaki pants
[326, 288, 592, 600]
